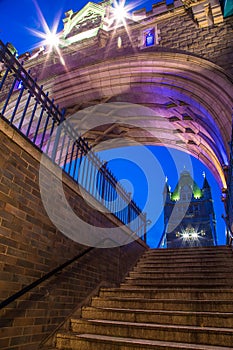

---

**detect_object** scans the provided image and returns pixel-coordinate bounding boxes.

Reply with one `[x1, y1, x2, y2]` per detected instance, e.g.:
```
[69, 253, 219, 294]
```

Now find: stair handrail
[0, 222, 149, 311]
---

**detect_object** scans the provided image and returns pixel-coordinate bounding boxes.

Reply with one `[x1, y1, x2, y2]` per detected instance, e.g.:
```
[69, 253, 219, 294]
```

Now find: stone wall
[0, 119, 147, 350]
[25, 2, 233, 83]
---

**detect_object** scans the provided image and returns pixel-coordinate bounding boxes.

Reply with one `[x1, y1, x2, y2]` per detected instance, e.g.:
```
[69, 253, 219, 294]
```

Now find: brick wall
[0, 119, 147, 350]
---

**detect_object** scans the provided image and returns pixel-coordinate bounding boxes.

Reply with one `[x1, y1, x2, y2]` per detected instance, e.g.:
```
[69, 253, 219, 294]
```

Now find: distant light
[113, 0, 128, 23]
[17, 80, 23, 89]
[117, 36, 122, 49]
[28, 1, 65, 65]
[44, 30, 60, 50]
[193, 188, 202, 199]
[178, 227, 205, 241]
[192, 232, 198, 239]
[114, 0, 127, 19]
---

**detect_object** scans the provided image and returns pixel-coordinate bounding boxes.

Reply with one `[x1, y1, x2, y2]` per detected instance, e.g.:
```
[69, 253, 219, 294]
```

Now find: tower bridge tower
[164, 170, 217, 248]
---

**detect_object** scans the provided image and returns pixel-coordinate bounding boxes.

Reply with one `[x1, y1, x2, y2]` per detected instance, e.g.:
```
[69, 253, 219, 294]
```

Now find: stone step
[138, 256, 232, 264]
[136, 259, 233, 268]
[99, 287, 233, 300]
[147, 246, 229, 252]
[136, 261, 233, 268]
[122, 282, 232, 289]
[123, 277, 233, 287]
[129, 271, 232, 278]
[124, 274, 233, 281]
[144, 247, 231, 256]
[55, 332, 233, 350]
[82, 306, 233, 327]
[132, 269, 232, 275]
[70, 318, 233, 346]
[53, 246, 233, 350]
[135, 259, 233, 269]
[91, 296, 233, 312]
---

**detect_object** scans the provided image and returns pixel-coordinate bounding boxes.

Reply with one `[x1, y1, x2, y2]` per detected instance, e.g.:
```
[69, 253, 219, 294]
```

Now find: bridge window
[145, 28, 155, 47]
[142, 27, 156, 47]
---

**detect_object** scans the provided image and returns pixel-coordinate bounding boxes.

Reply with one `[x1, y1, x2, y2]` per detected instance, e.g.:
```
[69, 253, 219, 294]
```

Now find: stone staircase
[54, 246, 233, 349]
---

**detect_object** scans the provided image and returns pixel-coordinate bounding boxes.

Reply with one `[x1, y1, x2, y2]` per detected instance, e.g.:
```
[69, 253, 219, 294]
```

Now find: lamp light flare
[192, 232, 198, 239]
[44, 30, 60, 49]
[113, 0, 128, 22]
[28, 0, 65, 65]
[111, 0, 132, 25]
[177, 227, 205, 240]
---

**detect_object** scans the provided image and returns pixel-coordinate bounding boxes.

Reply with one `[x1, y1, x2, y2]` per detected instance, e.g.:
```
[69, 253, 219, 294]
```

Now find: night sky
[0, 0, 226, 246]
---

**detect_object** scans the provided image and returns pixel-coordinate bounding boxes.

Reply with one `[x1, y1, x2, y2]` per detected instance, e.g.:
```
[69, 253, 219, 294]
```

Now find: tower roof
[171, 170, 202, 201]
[163, 182, 170, 195]
[203, 176, 211, 189]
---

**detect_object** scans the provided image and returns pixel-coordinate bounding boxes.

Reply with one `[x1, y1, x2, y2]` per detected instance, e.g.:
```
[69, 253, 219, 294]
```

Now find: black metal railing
[0, 246, 94, 310]
[0, 40, 147, 240]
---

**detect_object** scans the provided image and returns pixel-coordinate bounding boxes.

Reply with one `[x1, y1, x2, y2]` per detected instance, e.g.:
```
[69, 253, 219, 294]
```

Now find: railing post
[143, 213, 147, 243]
[51, 108, 66, 162]
[127, 192, 132, 227]
[101, 162, 107, 205]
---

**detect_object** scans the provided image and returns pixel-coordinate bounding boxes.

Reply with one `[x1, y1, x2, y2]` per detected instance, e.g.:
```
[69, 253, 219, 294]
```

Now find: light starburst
[110, 0, 145, 27]
[112, 0, 129, 25]
[28, 0, 65, 65]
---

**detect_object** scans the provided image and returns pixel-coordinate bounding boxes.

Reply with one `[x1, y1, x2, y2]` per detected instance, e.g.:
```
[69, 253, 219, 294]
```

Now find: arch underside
[51, 51, 233, 189]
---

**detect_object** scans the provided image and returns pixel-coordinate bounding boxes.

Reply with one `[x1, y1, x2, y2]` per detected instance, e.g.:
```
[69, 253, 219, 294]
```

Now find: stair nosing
[74, 318, 233, 334]
[57, 332, 233, 349]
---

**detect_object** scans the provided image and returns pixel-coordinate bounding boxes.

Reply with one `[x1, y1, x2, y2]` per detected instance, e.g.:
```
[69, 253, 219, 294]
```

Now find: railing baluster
[32, 92, 48, 143]
[0, 65, 11, 90]
[18, 91, 32, 131]
[89, 154, 96, 196]
[72, 145, 80, 181]
[58, 131, 67, 166]
[39, 98, 55, 150]
[10, 84, 25, 123]
[81, 155, 88, 189]
[25, 84, 41, 137]
[83, 155, 90, 191]
[87, 157, 93, 195]
[1, 75, 18, 117]
[39, 99, 54, 149]
[39, 113, 50, 150]
[45, 118, 56, 155]
[51, 108, 65, 163]
[68, 141, 76, 175]
[63, 136, 71, 171]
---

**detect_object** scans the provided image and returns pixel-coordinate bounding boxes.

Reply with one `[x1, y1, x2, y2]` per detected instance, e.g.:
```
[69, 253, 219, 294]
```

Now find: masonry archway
[50, 51, 233, 189]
